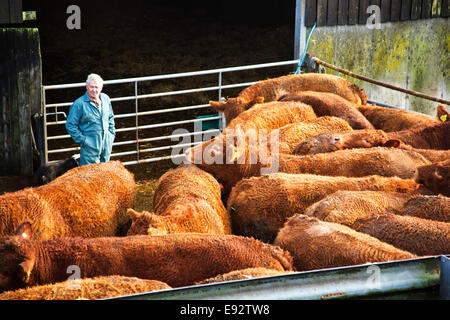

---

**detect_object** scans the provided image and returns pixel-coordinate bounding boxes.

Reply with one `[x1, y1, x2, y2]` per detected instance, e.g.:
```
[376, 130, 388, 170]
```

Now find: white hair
[86, 73, 104, 86]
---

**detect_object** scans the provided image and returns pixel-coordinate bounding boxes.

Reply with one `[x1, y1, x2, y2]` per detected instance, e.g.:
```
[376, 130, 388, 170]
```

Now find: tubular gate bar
[42, 60, 299, 166]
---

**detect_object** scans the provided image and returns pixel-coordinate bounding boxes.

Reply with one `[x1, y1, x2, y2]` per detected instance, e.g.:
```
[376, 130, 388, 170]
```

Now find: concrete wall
[306, 18, 449, 116]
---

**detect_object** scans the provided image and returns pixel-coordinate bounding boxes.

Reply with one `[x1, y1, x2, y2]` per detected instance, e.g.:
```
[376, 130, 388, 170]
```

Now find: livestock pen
[1, 0, 448, 304]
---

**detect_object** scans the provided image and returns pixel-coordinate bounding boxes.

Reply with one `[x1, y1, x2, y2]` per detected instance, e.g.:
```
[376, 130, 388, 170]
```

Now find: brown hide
[227, 173, 421, 243]
[280, 91, 374, 129]
[414, 159, 450, 196]
[0, 161, 136, 240]
[357, 104, 440, 132]
[127, 164, 230, 236]
[274, 215, 416, 271]
[210, 73, 367, 123]
[304, 191, 413, 226]
[0, 227, 293, 292]
[0, 276, 171, 300]
[387, 121, 450, 150]
[186, 117, 352, 196]
[352, 213, 450, 256]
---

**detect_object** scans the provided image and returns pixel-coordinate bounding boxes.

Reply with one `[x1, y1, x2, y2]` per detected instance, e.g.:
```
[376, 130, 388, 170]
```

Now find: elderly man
[66, 74, 115, 166]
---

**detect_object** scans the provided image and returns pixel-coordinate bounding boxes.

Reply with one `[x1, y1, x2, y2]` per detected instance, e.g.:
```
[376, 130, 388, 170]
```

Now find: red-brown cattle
[227, 173, 422, 243]
[280, 91, 374, 129]
[414, 159, 450, 196]
[274, 215, 416, 271]
[293, 129, 450, 162]
[388, 121, 449, 150]
[0, 161, 136, 240]
[352, 213, 450, 256]
[127, 164, 231, 236]
[357, 104, 440, 132]
[210, 73, 367, 123]
[0, 223, 294, 292]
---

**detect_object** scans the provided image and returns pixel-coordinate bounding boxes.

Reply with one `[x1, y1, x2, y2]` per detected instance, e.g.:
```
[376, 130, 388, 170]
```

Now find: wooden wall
[0, 28, 42, 176]
[305, 0, 449, 26]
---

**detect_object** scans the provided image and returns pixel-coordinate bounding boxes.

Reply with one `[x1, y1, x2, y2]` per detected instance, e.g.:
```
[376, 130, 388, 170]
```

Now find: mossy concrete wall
[307, 18, 449, 116]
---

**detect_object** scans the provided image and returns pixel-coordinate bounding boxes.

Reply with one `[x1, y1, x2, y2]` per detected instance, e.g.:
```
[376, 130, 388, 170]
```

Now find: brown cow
[127, 164, 231, 236]
[357, 104, 440, 132]
[274, 215, 416, 271]
[227, 173, 421, 243]
[210, 73, 367, 123]
[305, 190, 448, 225]
[0, 161, 136, 240]
[186, 117, 352, 195]
[293, 129, 450, 163]
[414, 159, 450, 196]
[400, 195, 450, 223]
[304, 190, 413, 226]
[388, 121, 450, 150]
[352, 213, 450, 256]
[278, 147, 430, 180]
[0, 222, 293, 292]
[280, 91, 374, 129]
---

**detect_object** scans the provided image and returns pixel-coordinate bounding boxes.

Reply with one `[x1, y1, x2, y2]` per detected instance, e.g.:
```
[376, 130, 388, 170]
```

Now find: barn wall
[0, 28, 42, 176]
[306, 18, 448, 116]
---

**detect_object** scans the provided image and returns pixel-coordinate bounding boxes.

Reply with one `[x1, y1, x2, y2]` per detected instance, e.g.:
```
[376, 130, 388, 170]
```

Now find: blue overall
[66, 92, 115, 166]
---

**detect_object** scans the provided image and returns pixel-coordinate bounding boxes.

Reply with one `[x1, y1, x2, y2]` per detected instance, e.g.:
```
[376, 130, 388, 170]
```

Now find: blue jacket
[66, 92, 115, 165]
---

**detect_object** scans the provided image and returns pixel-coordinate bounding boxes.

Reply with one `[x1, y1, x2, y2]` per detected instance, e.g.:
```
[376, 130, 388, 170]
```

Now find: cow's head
[210, 96, 264, 123]
[0, 222, 36, 292]
[293, 130, 392, 155]
[414, 159, 450, 196]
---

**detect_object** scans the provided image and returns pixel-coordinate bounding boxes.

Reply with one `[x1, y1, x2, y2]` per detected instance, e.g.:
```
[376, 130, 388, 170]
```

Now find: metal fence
[42, 60, 299, 166]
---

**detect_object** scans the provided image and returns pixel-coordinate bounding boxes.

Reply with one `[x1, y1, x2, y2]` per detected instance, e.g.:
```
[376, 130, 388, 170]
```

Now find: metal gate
[42, 60, 299, 166]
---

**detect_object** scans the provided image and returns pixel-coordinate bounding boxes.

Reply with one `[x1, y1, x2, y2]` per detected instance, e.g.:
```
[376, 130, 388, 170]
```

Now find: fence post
[294, 0, 307, 71]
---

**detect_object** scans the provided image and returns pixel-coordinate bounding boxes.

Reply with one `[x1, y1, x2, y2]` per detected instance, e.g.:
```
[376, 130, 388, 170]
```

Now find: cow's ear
[209, 101, 227, 112]
[14, 222, 32, 239]
[383, 139, 401, 148]
[19, 259, 35, 283]
[127, 208, 141, 220]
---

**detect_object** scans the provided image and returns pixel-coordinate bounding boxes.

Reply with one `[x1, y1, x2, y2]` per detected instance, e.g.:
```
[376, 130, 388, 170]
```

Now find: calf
[280, 91, 374, 129]
[0, 222, 293, 291]
[414, 159, 450, 196]
[34, 155, 79, 185]
[357, 104, 440, 132]
[0, 161, 136, 240]
[352, 213, 450, 256]
[227, 173, 421, 243]
[210, 73, 367, 123]
[274, 215, 416, 271]
[127, 164, 231, 236]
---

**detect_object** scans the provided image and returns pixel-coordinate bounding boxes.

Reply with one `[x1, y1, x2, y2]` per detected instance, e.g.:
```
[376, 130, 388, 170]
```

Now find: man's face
[86, 80, 102, 101]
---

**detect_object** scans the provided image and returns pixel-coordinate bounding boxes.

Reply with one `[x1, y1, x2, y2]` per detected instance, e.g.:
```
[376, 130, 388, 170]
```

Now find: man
[66, 74, 115, 166]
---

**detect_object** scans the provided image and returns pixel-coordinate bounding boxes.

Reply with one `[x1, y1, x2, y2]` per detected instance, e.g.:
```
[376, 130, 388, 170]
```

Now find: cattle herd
[0, 73, 448, 300]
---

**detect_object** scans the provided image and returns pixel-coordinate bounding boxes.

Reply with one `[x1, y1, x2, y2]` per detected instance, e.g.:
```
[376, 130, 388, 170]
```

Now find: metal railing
[42, 59, 299, 166]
